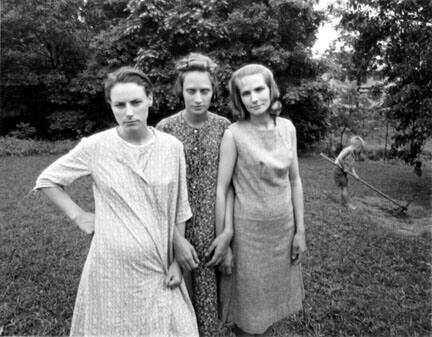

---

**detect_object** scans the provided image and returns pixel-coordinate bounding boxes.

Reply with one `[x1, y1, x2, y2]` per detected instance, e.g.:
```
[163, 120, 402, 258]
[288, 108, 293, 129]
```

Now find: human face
[182, 71, 213, 117]
[109, 82, 153, 135]
[236, 74, 271, 117]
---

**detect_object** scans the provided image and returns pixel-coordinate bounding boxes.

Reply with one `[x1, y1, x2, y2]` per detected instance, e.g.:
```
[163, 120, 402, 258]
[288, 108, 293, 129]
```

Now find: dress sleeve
[175, 143, 192, 224]
[34, 137, 93, 190]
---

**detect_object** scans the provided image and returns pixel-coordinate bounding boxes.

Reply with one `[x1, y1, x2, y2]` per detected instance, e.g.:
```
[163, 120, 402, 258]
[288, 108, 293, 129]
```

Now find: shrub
[7, 122, 37, 139]
[0, 137, 76, 157]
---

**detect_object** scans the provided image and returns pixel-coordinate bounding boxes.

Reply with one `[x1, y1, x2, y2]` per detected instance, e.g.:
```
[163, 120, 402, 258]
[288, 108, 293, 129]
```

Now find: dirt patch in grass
[352, 196, 431, 236]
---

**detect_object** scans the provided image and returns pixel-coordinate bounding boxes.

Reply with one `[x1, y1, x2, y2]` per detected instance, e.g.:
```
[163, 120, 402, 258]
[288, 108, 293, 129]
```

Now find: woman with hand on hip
[216, 64, 306, 336]
[157, 53, 234, 337]
[35, 67, 198, 337]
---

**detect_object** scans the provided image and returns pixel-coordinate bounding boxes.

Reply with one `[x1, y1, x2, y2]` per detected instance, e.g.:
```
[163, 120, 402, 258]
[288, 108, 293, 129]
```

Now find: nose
[125, 103, 134, 117]
[250, 92, 258, 103]
[194, 93, 203, 104]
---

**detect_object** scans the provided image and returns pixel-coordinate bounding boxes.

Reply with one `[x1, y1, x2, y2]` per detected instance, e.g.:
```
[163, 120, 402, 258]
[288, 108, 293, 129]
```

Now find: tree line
[1, 0, 431, 165]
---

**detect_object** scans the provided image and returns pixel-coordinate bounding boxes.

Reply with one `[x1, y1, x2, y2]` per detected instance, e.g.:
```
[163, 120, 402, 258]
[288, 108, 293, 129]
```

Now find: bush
[0, 137, 76, 156]
[7, 122, 37, 139]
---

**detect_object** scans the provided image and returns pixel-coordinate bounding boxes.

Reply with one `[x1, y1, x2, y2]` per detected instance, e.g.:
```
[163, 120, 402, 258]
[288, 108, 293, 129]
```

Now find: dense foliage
[337, 0, 432, 166]
[1, 0, 331, 149]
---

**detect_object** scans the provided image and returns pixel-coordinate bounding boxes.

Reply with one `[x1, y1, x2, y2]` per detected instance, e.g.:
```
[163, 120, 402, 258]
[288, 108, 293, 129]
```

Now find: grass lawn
[0, 155, 431, 336]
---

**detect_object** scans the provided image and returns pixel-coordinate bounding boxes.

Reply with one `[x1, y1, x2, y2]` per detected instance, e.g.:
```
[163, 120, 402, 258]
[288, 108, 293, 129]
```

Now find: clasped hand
[205, 231, 231, 268]
[164, 261, 182, 289]
[174, 235, 199, 271]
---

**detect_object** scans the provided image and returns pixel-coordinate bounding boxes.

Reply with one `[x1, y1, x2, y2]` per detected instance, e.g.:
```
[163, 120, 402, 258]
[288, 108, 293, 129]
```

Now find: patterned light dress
[156, 112, 230, 337]
[228, 117, 304, 334]
[35, 127, 199, 337]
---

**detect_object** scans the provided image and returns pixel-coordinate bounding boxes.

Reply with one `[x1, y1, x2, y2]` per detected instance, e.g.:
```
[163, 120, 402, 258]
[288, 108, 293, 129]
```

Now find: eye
[201, 89, 211, 95]
[131, 100, 142, 106]
[255, 86, 266, 93]
[240, 91, 250, 97]
[114, 102, 125, 108]
[186, 89, 196, 95]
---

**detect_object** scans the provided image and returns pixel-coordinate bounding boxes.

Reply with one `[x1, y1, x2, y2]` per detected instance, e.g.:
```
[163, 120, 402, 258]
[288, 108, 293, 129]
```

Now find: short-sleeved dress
[156, 112, 230, 337]
[35, 128, 198, 337]
[228, 117, 304, 334]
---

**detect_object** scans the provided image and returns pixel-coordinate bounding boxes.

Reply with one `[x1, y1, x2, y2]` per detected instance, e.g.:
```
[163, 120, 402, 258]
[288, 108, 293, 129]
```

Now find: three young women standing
[156, 53, 233, 337]
[216, 64, 307, 336]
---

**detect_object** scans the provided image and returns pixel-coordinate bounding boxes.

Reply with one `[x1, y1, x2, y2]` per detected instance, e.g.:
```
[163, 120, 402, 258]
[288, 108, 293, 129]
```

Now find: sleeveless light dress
[228, 117, 304, 334]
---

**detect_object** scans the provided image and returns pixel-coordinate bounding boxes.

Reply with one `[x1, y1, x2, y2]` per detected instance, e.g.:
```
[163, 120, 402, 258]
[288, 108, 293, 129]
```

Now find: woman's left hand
[205, 231, 232, 267]
[291, 232, 307, 264]
[164, 261, 183, 289]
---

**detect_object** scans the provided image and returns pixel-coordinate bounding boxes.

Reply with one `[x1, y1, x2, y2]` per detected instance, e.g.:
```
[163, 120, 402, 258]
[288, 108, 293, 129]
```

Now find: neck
[118, 126, 152, 146]
[249, 113, 274, 130]
[182, 109, 208, 128]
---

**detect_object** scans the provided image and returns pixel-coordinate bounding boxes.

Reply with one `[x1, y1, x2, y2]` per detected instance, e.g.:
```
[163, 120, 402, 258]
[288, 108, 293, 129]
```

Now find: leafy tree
[122, 0, 332, 148]
[322, 43, 386, 154]
[337, 0, 432, 166]
[2, 0, 333, 149]
[0, 0, 90, 137]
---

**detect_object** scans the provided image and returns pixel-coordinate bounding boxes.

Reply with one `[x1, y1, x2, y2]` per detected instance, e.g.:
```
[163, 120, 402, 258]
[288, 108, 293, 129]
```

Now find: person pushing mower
[333, 136, 365, 210]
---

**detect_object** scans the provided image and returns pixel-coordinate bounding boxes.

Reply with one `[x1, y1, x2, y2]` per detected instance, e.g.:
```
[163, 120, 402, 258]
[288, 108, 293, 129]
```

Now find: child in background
[334, 136, 366, 210]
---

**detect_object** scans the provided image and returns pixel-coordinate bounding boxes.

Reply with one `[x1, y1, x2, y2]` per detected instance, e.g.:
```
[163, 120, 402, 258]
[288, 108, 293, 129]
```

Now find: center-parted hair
[104, 66, 153, 103]
[173, 53, 218, 100]
[228, 64, 282, 120]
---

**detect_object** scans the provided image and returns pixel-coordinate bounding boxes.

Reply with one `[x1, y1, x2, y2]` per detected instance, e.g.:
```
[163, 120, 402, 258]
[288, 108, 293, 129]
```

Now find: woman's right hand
[219, 246, 234, 275]
[72, 211, 95, 234]
[174, 235, 199, 271]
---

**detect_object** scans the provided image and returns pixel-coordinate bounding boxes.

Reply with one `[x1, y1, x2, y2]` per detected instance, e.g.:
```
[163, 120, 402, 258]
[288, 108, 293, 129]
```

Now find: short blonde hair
[228, 64, 281, 120]
[349, 135, 365, 149]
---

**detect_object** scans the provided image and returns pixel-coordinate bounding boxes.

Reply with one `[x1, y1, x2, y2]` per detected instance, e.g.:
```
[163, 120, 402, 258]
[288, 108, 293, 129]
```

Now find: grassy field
[0, 155, 431, 336]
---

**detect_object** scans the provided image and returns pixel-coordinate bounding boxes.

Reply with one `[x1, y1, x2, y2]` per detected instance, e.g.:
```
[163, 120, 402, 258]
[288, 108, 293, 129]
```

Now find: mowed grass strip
[0, 155, 431, 336]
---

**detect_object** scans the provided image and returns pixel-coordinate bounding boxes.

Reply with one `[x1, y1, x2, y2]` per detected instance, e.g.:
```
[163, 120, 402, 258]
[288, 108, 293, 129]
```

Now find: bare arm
[223, 186, 234, 236]
[206, 130, 237, 267]
[288, 124, 306, 264]
[40, 186, 94, 234]
[166, 221, 191, 289]
[173, 221, 199, 271]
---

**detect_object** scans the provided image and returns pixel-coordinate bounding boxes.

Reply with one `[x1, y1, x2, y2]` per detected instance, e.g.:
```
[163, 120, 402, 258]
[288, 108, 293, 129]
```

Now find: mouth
[124, 120, 139, 125]
[250, 105, 263, 110]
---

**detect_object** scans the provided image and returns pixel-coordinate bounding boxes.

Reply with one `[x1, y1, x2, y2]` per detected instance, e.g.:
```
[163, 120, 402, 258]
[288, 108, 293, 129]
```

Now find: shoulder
[208, 112, 231, 128]
[155, 112, 181, 131]
[228, 120, 244, 131]
[154, 128, 183, 149]
[337, 146, 353, 159]
[277, 116, 295, 132]
[76, 128, 116, 150]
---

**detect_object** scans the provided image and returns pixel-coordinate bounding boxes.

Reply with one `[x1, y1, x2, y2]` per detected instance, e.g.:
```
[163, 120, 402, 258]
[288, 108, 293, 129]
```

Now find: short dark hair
[228, 64, 281, 120]
[104, 66, 153, 103]
[173, 53, 218, 100]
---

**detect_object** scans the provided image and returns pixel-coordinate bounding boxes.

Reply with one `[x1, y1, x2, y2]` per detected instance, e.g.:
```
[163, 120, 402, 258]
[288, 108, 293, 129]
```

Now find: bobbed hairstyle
[104, 66, 153, 103]
[349, 135, 366, 149]
[228, 64, 282, 120]
[173, 53, 218, 100]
